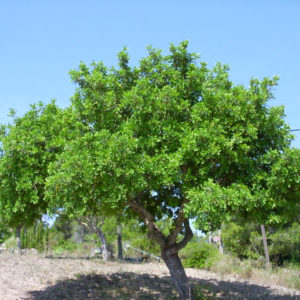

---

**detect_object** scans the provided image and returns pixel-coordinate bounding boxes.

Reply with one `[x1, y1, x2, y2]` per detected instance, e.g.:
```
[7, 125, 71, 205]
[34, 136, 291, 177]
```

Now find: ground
[0, 253, 299, 300]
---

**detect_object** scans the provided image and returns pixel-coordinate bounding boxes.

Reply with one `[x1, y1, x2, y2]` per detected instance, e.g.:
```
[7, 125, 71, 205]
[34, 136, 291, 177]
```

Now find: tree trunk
[97, 228, 111, 262]
[117, 219, 123, 261]
[217, 229, 224, 254]
[129, 199, 194, 299]
[260, 224, 270, 267]
[16, 226, 22, 253]
[208, 231, 213, 244]
[161, 250, 194, 300]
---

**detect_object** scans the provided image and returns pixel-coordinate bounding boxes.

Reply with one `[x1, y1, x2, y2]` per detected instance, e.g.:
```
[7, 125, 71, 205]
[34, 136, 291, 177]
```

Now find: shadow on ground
[24, 272, 298, 300]
[192, 277, 299, 300]
[24, 272, 177, 300]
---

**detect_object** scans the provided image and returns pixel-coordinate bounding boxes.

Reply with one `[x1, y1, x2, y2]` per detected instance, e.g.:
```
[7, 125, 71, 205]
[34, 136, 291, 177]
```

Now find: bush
[53, 240, 78, 254]
[222, 221, 300, 265]
[269, 223, 300, 265]
[0, 227, 11, 244]
[180, 241, 220, 269]
[122, 219, 160, 256]
[21, 222, 50, 252]
[221, 222, 260, 259]
[3, 235, 17, 249]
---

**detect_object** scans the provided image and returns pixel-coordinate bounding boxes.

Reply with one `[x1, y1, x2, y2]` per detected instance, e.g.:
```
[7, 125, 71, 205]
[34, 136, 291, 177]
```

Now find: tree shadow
[191, 277, 299, 299]
[24, 272, 178, 300]
[24, 272, 298, 300]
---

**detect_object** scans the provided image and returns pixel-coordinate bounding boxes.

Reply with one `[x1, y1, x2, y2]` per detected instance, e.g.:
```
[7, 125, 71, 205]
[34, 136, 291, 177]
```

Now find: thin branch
[77, 219, 91, 231]
[129, 200, 167, 248]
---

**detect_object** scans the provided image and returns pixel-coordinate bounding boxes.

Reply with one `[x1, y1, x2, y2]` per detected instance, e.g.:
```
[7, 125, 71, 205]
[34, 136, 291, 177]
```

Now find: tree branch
[166, 208, 185, 246]
[165, 219, 193, 256]
[77, 218, 92, 231]
[129, 200, 167, 248]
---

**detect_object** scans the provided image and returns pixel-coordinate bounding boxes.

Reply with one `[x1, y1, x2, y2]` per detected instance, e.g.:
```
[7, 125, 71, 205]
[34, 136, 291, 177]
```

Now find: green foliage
[45, 41, 293, 240]
[221, 222, 261, 259]
[180, 241, 220, 269]
[122, 219, 160, 255]
[262, 148, 300, 224]
[222, 221, 300, 265]
[20, 221, 49, 252]
[4, 235, 17, 249]
[268, 223, 300, 265]
[51, 214, 76, 240]
[0, 101, 74, 229]
[53, 239, 78, 254]
[0, 226, 11, 244]
[101, 216, 118, 246]
[0, 43, 298, 300]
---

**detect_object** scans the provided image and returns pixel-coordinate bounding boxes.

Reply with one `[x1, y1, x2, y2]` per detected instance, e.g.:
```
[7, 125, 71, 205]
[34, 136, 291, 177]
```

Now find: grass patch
[3, 236, 17, 249]
[210, 254, 300, 290]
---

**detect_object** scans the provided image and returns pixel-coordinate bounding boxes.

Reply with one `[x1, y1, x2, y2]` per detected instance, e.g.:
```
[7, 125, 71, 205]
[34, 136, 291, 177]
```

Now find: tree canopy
[44, 42, 295, 298]
[0, 41, 297, 299]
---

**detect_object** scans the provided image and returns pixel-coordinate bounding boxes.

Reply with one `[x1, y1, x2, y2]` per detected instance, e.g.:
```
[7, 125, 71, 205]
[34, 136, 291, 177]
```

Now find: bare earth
[0, 253, 299, 300]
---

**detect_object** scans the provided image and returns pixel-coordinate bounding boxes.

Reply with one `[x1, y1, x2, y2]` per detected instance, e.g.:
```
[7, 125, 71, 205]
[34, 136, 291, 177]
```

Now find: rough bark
[161, 250, 194, 300]
[129, 199, 194, 299]
[117, 218, 123, 261]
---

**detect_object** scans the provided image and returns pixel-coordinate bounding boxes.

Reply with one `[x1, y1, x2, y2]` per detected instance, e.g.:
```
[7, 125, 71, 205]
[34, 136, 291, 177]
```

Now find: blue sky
[1, 1, 300, 147]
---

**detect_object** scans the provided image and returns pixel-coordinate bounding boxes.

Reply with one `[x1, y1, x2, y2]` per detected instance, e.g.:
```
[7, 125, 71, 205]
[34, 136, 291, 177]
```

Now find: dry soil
[0, 253, 299, 300]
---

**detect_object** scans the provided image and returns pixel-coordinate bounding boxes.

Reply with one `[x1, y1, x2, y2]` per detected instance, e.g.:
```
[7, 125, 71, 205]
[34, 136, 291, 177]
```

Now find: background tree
[20, 220, 49, 252]
[51, 214, 75, 241]
[45, 42, 293, 299]
[219, 148, 300, 268]
[0, 102, 80, 249]
[76, 215, 112, 261]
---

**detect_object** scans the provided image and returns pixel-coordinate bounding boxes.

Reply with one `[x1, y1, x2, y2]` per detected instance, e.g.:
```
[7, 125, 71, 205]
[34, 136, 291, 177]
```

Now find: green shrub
[122, 219, 160, 256]
[3, 235, 17, 249]
[222, 221, 300, 265]
[20, 221, 50, 252]
[269, 223, 300, 265]
[53, 239, 78, 254]
[0, 227, 11, 244]
[180, 241, 220, 269]
[221, 222, 260, 259]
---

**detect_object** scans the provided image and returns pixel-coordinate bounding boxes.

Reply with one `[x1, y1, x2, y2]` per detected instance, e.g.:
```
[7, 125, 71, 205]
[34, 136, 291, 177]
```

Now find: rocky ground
[0, 253, 299, 299]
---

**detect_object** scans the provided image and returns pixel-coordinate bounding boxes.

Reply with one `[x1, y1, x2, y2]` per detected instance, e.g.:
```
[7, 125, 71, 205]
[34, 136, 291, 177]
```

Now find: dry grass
[210, 255, 300, 291]
[0, 253, 299, 300]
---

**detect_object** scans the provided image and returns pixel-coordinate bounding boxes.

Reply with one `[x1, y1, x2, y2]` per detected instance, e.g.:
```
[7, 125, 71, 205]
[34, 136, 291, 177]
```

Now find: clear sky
[1, 1, 300, 147]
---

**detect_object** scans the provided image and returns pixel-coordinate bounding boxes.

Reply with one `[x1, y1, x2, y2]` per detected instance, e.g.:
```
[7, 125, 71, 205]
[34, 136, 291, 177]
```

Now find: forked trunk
[97, 229, 111, 262]
[129, 199, 194, 299]
[161, 250, 194, 300]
